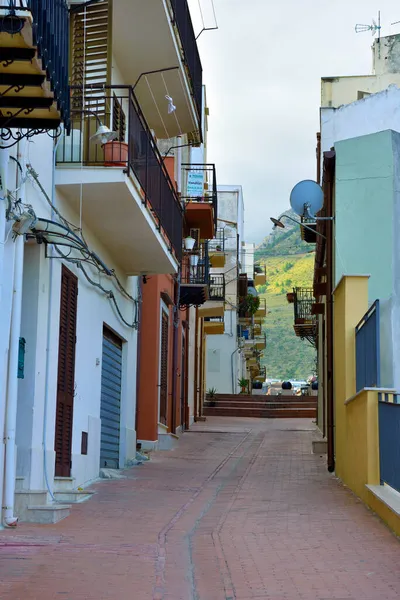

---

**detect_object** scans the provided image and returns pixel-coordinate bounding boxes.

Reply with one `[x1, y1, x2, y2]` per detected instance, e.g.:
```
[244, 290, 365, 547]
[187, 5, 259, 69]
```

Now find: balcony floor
[56, 167, 178, 275]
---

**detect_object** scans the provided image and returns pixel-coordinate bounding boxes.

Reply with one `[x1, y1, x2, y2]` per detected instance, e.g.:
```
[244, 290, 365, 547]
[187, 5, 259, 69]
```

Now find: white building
[0, 0, 201, 525]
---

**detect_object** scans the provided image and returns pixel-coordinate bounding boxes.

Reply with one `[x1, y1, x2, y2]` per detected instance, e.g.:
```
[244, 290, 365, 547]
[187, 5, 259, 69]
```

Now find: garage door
[100, 327, 122, 469]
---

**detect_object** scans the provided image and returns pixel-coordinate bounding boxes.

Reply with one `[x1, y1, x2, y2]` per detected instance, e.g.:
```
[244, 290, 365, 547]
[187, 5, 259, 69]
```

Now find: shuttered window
[159, 311, 169, 425]
[55, 266, 78, 477]
[70, 0, 112, 119]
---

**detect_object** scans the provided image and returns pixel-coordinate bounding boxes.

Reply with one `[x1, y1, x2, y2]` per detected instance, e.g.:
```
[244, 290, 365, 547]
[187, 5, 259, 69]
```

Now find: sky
[188, 0, 400, 243]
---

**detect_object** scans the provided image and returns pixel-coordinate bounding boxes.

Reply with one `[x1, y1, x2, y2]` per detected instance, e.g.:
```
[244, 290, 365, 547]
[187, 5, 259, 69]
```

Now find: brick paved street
[1, 417, 400, 600]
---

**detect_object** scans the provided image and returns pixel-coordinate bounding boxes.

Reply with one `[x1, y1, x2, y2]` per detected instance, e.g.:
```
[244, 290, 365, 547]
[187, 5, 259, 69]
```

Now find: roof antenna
[355, 11, 381, 58]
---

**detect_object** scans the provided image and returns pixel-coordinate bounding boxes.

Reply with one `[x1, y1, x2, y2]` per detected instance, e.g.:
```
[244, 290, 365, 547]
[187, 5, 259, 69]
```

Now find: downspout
[184, 311, 189, 429]
[0, 148, 10, 529]
[194, 306, 199, 420]
[198, 318, 204, 418]
[134, 276, 143, 435]
[231, 347, 240, 393]
[316, 132, 321, 185]
[4, 142, 26, 527]
[170, 273, 180, 434]
[325, 152, 335, 473]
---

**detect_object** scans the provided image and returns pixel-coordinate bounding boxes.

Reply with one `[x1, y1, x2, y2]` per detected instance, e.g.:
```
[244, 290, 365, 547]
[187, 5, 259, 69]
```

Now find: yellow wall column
[333, 275, 369, 481]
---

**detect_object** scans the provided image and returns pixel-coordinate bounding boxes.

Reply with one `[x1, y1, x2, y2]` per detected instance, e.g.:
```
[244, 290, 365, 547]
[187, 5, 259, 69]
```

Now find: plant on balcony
[254, 265, 263, 274]
[206, 387, 217, 406]
[104, 140, 129, 167]
[215, 244, 222, 251]
[239, 294, 260, 316]
[238, 378, 249, 394]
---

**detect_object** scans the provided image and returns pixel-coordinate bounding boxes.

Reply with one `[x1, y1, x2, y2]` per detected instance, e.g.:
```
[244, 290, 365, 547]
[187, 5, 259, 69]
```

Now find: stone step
[24, 504, 71, 524]
[215, 395, 313, 403]
[15, 490, 48, 514]
[54, 490, 95, 504]
[205, 401, 317, 409]
[203, 406, 316, 419]
[53, 476, 75, 492]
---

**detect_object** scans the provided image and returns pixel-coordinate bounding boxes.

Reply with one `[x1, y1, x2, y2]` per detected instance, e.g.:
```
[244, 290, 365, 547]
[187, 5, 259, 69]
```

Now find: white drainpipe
[0, 148, 10, 529]
[3, 145, 26, 527]
[175, 135, 182, 194]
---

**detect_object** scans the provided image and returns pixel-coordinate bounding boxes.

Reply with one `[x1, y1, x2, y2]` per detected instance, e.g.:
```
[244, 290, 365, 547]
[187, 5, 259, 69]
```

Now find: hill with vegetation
[255, 211, 317, 381]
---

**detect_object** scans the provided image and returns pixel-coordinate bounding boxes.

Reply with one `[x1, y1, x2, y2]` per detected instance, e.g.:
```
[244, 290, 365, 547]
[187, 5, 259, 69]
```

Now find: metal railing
[209, 274, 225, 301]
[208, 227, 225, 252]
[181, 241, 209, 286]
[169, 0, 203, 123]
[57, 85, 183, 260]
[356, 301, 380, 392]
[3, 0, 70, 129]
[182, 163, 217, 231]
[378, 392, 400, 493]
[293, 288, 315, 322]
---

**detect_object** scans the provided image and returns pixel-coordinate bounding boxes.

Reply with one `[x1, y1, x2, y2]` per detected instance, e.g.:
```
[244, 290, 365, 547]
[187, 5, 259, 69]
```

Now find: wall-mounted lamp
[270, 215, 326, 240]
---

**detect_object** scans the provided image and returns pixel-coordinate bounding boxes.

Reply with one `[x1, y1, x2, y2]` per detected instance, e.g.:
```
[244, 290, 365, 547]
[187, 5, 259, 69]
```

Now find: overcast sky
[188, 0, 400, 243]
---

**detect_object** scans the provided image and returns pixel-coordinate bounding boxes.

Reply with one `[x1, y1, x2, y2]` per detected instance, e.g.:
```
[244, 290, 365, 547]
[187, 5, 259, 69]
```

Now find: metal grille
[355, 300, 380, 392]
[100, 328, 122, 469]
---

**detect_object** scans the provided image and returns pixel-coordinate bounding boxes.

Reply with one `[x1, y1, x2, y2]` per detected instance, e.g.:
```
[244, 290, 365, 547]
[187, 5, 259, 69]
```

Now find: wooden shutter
[55, 266, 78, 477]
[70, 0, 112, 119]
[159, 311, 169, 425]
[112, 94, 126, 142]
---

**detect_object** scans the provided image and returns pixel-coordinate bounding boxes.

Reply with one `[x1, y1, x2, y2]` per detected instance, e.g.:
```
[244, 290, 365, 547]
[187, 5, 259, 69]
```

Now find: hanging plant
[239, 294, 260, 316]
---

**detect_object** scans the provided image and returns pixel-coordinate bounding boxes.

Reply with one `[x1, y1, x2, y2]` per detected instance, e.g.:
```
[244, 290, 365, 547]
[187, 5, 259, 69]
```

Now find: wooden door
[54, 266, 78, 477]
[159, 311, 169, 425]
[180, 332, 186, 430]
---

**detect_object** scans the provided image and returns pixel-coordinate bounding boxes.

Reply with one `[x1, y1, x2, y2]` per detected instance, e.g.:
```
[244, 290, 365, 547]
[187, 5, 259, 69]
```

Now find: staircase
[203, 394, 317, 419]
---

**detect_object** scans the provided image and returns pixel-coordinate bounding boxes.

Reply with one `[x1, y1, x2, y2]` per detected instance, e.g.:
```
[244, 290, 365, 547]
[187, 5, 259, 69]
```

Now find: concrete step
[53, 476, 75, 492]
[53, 490, 95, 504]
[15, 490, 48, 516]
[203, 406, 316, 418]
[205, 401, 317, 409]
[24, 504, 71, 524]
[215, 395, 314, 403]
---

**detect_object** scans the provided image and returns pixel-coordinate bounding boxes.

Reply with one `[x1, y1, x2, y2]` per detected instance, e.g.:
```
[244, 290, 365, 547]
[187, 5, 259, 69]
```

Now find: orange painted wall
[137, 274, 188, 441]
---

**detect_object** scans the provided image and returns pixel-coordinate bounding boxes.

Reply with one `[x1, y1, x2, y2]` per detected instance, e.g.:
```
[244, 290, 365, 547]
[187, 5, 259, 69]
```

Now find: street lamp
[270, 214, 326, 240]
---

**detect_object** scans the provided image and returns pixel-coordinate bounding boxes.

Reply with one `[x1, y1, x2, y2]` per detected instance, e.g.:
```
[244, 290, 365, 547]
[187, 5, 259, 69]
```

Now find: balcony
[204, 317, 224, 335]
[253, 365, 266, 382]
[254, 264, 266, 286]
[183, 163, 217, 240]
[112, 0, 202, 139]
[255, 298, 267, 318]
[209, 274, 225, 302]
[208, 228, 226, 268]
[0, 0, 70, 135]
[55, 86, 182, 275]
[292, 287, 317, 342]
[255, 333, 267, 350]
[179, 242, 209, 307]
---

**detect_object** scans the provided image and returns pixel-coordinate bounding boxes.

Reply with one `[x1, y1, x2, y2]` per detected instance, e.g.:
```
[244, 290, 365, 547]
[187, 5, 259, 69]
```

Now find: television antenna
[355, 11, 381, 42]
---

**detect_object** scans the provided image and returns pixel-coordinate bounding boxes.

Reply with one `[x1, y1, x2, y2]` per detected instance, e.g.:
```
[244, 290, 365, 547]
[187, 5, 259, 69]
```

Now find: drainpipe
[4, 143, 26, 527]
[170, 273, 180, 433]
[326, 154, 335, 473]
[0, 148, 10, 529]
[231, 347, 240, 393]
[135, 276, 143, 435]
[194, 306, 199, 420]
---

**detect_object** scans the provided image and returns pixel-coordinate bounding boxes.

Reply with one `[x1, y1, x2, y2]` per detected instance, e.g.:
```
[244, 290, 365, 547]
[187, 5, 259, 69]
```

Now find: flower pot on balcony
[104, 141, 128, 167]
[286, 292, 295, 303]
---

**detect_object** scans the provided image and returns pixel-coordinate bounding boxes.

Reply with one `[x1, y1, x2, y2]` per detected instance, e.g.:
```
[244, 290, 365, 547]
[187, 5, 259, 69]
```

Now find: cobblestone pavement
[1, 417, 400, 600]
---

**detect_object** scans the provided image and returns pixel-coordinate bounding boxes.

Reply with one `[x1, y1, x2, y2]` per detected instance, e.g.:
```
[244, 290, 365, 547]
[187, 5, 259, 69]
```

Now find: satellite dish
[290, 180, 323, 219]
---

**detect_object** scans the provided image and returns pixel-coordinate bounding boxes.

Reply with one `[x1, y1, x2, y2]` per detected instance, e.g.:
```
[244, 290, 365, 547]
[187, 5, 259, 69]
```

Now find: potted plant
[206, 387, 217, 407]
[238, 377, 248, 394]
[239, 295, 260, 316]
[215, 244, 222, 252]
[104, 140, 129, 167]
[286, 292, 295, 303]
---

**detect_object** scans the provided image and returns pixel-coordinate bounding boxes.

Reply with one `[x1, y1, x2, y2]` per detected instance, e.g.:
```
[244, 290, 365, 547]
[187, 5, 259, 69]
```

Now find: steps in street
[203, 394, 317, 419]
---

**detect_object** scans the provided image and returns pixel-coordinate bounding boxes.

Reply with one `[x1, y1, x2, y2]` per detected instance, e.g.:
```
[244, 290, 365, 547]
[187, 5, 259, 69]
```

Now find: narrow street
[1, 417, 399, 600]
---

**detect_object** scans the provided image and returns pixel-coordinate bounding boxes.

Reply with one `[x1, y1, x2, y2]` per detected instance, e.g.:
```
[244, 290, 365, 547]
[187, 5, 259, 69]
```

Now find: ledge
[366, 484, 400, 517]
[344, 388, 397, 406]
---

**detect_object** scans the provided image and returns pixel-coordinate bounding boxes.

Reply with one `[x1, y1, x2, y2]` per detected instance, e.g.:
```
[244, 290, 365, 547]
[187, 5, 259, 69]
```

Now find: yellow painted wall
[333, 275, 400, 536]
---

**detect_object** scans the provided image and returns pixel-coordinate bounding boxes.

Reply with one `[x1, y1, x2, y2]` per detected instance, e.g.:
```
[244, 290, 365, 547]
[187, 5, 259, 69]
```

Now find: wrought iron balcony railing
[180, 241, 209, 286]
[293, 287, 315, 322]
[209, 273, 225, 302]
[57, 85, 183, 260]
[0, 0, 70, 130]
[208, 227, 225, 253]
[169, 0, 203, 124]
[182, 163, 217, 231]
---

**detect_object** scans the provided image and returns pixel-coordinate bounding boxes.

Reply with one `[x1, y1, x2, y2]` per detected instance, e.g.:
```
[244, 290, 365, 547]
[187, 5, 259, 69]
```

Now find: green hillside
[255, 213, 317, 380]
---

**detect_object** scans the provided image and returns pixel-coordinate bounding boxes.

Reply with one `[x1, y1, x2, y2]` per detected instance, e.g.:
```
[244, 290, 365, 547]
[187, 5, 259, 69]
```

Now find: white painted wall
[0, 132, 139, 495]
[205, 310, 240, 394]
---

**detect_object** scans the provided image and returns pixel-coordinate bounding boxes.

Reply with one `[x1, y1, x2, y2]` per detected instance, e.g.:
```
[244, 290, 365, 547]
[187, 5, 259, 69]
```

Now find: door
[55, 265, 78, 477]
[100, 327, 123, 469]
[159, 310, 169, 425]
[180, 332, 186, 430]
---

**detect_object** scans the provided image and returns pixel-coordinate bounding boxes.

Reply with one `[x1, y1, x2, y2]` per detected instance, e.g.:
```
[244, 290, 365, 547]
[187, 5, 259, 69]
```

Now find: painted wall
[0, 134, 139, 494]
[335, 131, 394, 302]
[333, 276, 400, 536]
[205, 310, 240, 394]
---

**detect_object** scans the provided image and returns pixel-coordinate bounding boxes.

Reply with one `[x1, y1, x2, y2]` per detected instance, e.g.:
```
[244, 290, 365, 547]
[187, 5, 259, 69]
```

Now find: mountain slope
[255, 216, 316, 380]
